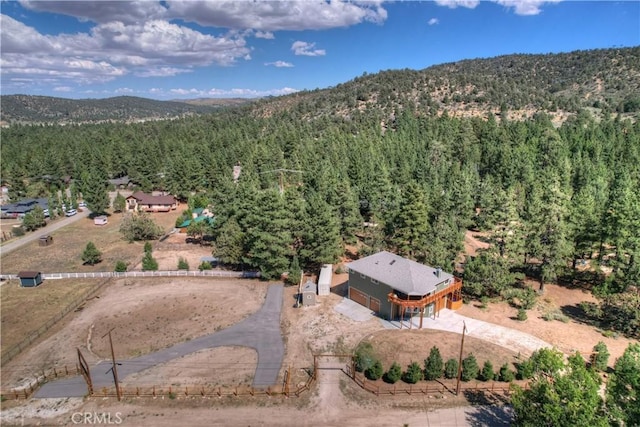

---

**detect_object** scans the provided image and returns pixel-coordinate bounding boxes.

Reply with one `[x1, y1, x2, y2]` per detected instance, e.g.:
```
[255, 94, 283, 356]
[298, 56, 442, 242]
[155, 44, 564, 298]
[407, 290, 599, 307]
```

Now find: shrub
[516, 360, 534, 380]
[424, 346, 444, 380]
[142, 253, 158, 271]
[144, 241, 153, 255]
[403, 361, 423, 384]
[354, 342, 376, 373]
[383, 362, 402, 384]
[444, 358, 459, 379]
[592, 341, 610, 371]
[81, 241, 102, 265]
[365, 359, 384, 381]
[119, 212, 163, 242]
[480, 360, 494, 381]
[12, 226, 25, 237]
[198, 261, 212, 271]
[517, 308, 528, 321]
[498, 363, 515, 382]
[114, 260, 128, 272]
[461, 354, 479, 381]
[177, 257, 189, 270]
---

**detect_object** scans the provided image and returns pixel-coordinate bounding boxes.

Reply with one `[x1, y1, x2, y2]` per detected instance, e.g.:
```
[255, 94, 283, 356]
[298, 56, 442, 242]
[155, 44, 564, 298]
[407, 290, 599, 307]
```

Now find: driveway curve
[34, 283, 284, 398]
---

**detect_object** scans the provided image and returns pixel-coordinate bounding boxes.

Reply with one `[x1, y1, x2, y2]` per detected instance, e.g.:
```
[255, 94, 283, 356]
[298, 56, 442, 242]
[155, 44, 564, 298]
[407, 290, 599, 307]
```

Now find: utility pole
[102, 328, 121, 401]
[455, 321, 467, 396]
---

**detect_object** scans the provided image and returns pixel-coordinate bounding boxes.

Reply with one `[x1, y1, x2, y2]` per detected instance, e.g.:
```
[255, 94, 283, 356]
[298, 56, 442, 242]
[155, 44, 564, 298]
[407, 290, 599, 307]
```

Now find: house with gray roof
[347, 251, 463, 328]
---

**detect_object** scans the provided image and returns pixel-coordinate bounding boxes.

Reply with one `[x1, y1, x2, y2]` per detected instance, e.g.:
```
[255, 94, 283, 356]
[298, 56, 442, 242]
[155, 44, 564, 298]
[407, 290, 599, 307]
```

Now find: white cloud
[434, 0, 562, 15]
[53, 86, 72, 92]
[428, 18, 439, 25]
[115, 87, 135, 94]
[166, 86, 299, 99]
[494, 0, 562, 16]
[19, 0, 168, 25]
[165, 0, 387, 31]
[291, 41, 326, 57]
[255, 31, 275, 39]
[265, 61, 294, 68]
[0, 14, 250, 89]
[434, 0, 480, 9]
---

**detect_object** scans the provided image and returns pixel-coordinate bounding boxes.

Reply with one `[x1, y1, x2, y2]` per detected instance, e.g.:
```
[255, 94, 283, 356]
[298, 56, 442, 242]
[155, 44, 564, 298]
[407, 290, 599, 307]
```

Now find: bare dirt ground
[1, 278, 266, 389]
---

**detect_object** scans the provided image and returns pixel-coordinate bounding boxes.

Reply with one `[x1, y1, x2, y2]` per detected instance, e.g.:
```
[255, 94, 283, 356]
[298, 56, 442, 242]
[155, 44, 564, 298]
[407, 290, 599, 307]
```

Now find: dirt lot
[1, 278, 267, 389]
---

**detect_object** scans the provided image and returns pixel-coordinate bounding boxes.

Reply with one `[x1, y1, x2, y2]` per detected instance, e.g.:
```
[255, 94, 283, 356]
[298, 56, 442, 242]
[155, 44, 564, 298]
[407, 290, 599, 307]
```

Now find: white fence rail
[0, 270, 260, 281]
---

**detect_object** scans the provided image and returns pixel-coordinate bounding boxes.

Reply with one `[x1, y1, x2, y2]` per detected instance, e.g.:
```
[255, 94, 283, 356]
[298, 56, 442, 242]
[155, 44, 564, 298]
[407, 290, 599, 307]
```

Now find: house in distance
[126, 191, 177, 213]
[347, 251, 463, 328]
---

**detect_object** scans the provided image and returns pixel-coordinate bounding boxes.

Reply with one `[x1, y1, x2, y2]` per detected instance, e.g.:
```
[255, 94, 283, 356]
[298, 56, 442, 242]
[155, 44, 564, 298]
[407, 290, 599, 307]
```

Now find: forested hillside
[251, 47, 640, 124]
[0, 95, 229, 124]
[1, 47, 639, 338]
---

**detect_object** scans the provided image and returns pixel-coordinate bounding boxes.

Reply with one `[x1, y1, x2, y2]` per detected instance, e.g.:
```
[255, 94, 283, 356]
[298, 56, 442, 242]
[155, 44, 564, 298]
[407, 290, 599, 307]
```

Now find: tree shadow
[463, 390, 513, 426]
[560, 303, 601, 328]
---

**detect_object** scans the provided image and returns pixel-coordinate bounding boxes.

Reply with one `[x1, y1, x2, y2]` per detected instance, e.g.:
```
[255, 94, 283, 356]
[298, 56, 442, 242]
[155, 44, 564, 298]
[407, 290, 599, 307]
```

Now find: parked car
[65, 209, 77, 217]
[78, 201, 87, 208]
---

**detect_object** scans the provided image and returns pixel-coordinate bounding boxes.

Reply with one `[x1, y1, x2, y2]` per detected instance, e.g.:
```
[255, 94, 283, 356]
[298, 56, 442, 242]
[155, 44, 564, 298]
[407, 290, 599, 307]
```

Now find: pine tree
[243, 190, 293, 280]
[403, 361, 424, 384]
[112, 191, 126, 213]
[444, 358, 459, 379]
[214, 218, 244, 267]
[81, 241, 102, 265]
[392, 183, 430, 260]
[79, 169, 110, 214]
[461, 354, 479, 381]
[424, 346, 444, 380]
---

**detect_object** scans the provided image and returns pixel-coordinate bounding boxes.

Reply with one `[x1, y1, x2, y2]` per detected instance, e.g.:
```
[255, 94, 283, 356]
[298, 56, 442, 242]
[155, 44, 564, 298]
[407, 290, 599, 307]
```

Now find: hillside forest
[2, 104, 639, 338]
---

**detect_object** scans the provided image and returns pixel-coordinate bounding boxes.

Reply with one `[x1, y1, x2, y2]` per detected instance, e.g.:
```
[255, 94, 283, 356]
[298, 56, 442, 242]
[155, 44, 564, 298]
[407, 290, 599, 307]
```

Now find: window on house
[360, 273, 366, 279]
[371, 279, 379, 284]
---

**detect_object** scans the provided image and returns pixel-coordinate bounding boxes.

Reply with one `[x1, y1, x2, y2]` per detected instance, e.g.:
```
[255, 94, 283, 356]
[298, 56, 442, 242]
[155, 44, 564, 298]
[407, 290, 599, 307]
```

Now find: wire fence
[0, 365, 81, 400]
[0, 277, 112, 366]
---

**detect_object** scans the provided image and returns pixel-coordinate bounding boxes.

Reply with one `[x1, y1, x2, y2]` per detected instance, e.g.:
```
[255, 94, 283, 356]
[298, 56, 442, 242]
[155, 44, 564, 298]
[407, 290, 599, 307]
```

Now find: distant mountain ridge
[1, 47, 639, 125]
[0, 95, 249, 125]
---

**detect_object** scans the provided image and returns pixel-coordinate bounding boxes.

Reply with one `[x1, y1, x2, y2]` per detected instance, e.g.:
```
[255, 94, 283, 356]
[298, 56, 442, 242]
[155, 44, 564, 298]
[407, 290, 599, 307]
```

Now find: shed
[38, 235, 53, 246]
[18, 271, 43, 287]
[318, 264, 332, 296]
[94, 215, 108, 226]
[301, 280, 317, 306]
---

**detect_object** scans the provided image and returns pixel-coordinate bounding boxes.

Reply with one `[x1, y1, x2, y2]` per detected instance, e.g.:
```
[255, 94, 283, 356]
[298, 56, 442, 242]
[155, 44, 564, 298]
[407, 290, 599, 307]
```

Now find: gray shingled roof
[347, 251, 453, 296]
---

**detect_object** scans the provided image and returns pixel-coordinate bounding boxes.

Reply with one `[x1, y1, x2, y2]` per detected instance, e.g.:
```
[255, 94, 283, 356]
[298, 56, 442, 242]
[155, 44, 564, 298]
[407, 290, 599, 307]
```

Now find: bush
[516, 360, 534, 380]
[517, 308, 528, 321]
[114, 260, 128, 272]
[144, 241, 153, 255]
[592, 341, 610, 371]
[461, 354, 479, 381]
[403, 361, 423, 384]
[424, 346, 444, 380]
[177, 257, 189, 270]
[12, 226, 25, 237]
[81, 241, 102, 265]
[142, 253, 158, 271]
[480, 360, 494, 381]
[365, 359, 384, 380]
[198, 261, 212, 271]
[498, 363, 515, 382]
[444, 358, 459, 379]
[354, 342, 376, 373]
[119, 212, 163, 242]
[383, 362, 402, 384]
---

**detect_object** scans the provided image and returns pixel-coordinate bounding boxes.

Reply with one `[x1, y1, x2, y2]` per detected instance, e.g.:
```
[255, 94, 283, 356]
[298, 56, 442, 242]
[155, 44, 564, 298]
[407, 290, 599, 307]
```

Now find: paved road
[34, 283, 285, 398]
[0, 210, 91, 257]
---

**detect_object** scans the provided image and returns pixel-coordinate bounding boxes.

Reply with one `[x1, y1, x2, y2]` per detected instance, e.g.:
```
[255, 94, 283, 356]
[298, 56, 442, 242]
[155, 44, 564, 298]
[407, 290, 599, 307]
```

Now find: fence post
[185, 386, 188, 396]
[152, 386, 156, 397]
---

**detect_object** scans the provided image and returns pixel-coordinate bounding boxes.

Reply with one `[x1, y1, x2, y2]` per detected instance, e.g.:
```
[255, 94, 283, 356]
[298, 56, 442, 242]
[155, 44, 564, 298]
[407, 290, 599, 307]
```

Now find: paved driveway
[0, 210, 90, 257]
[34, 283, 285, 398]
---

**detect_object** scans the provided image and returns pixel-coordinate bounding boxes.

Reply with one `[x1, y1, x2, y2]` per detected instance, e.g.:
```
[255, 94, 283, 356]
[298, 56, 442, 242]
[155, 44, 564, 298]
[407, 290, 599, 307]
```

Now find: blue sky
[1, 1, 638, 100]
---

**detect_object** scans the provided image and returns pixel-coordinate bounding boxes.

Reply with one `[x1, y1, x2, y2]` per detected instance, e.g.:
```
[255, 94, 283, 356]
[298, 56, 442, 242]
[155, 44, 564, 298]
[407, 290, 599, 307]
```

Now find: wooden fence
[1, 365, 81, 400]
[0, 277, 113, 365]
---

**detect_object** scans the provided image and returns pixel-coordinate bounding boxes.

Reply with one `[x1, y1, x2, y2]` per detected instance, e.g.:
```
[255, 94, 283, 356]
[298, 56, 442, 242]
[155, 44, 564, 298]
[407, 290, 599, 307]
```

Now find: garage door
[369, 297, 380, 313]
[349, 287, 368, 308]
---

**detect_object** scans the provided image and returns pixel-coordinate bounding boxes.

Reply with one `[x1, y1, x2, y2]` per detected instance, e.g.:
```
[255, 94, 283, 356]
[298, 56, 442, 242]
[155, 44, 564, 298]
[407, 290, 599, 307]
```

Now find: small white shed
[94, 215, 108, 226]
[318, 264, 332, 296]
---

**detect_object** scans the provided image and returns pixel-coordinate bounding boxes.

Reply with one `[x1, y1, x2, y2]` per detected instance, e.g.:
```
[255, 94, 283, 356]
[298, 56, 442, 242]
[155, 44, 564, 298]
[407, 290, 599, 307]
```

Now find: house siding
[348, 270, 394, 319]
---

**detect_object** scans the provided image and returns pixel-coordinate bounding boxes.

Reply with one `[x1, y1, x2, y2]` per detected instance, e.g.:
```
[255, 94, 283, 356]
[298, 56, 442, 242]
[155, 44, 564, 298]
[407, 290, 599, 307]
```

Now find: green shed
[18, 271, 43, 287]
